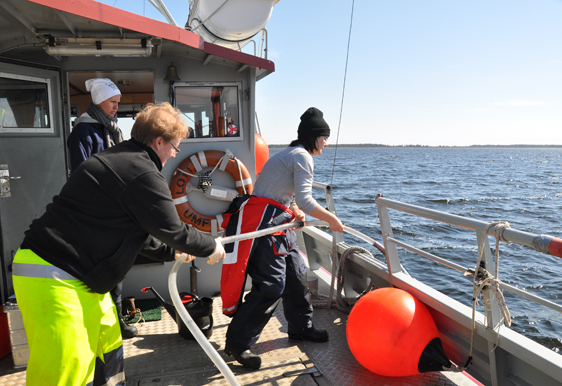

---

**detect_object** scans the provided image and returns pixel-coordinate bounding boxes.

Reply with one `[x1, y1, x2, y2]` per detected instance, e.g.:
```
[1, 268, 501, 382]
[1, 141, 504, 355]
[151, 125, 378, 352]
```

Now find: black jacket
[21, 139, 216, 293]
[67, 120, 106, 173]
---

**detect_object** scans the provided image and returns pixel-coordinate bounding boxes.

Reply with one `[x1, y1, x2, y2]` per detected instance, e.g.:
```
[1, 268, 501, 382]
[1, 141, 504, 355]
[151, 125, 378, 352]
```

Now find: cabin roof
[0, 0, 275, 78]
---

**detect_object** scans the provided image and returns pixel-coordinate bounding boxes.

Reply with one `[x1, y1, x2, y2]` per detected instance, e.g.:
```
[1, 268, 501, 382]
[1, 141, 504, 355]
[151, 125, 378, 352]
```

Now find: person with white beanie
[66, 78, 137, 340]
[67, 78, 123, 172]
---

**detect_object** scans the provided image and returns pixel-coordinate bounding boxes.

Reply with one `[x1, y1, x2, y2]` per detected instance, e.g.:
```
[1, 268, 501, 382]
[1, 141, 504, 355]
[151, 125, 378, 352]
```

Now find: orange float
[255, 134, 269, 175]
[346, 287, 452, 377]
[170, 150, 253, 234]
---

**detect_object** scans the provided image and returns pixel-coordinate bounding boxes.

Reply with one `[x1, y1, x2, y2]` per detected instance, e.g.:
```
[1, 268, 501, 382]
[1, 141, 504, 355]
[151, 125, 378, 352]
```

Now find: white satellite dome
[188, 0, 279, 50]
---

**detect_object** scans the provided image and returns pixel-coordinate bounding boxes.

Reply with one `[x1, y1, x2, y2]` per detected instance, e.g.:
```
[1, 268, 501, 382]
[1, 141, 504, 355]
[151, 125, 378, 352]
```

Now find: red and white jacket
[220, 195, 295, 315]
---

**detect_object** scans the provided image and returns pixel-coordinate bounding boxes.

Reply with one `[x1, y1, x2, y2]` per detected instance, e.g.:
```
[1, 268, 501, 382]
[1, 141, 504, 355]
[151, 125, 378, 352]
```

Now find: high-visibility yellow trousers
[12, 249, 125, 386]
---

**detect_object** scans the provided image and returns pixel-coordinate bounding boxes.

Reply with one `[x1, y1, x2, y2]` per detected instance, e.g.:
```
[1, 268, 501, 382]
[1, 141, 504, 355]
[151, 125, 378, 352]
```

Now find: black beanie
[297, 107, 330, 139]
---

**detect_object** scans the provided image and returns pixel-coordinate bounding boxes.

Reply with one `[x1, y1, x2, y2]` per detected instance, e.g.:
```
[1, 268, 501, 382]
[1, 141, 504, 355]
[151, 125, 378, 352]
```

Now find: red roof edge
[27, 0, 275, 72]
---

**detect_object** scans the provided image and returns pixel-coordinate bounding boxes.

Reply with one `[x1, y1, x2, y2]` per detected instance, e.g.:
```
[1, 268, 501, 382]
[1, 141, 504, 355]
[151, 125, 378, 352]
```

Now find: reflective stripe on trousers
[12, 249, 125, 386]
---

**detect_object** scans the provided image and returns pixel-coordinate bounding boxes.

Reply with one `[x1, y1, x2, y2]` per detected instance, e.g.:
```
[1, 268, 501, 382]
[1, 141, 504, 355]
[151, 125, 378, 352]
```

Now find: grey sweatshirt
[253, 145, 318, 213]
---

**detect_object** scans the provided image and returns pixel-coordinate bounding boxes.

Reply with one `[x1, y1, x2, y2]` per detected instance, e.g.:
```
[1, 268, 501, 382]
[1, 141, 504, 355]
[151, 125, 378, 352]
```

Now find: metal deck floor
[0, 295, 478, 386]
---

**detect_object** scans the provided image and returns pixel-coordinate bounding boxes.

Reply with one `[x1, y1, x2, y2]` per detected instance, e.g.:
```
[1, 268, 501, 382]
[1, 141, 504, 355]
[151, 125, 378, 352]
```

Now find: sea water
[272, 146, 562, 351]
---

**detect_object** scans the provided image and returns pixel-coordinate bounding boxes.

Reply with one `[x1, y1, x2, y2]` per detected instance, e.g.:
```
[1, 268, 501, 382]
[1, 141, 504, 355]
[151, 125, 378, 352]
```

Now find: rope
[133, 312, 145, 329]
[176, 153, 229, 179]
[464, 221, 512, 370]
[311, 245, 376, 314]
[127, 308, 145, 329]
[234, 157, 247, 195]
[336, 246, 376, 313]
[329, 0, 355, 187]
[176, 168, 197, 178]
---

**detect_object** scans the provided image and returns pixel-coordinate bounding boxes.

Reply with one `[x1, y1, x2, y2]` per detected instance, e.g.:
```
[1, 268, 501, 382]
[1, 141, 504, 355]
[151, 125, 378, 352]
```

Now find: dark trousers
[225, 229, 313, 351]
[110, 281, 122, 305]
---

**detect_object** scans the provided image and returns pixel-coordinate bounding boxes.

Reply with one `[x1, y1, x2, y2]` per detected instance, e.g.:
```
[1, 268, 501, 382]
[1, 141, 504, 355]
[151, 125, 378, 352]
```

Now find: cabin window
[174, 83, 242, 141]
[0, 73, 53, 133]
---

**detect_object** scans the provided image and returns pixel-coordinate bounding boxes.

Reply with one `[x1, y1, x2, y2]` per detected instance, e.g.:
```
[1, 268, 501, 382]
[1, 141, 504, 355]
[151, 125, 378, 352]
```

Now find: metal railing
[375, 196, 562, 328]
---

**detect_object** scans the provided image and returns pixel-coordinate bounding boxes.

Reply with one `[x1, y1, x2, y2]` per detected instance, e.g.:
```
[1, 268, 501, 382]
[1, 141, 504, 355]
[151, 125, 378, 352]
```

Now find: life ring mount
[170, 150, 253, 234]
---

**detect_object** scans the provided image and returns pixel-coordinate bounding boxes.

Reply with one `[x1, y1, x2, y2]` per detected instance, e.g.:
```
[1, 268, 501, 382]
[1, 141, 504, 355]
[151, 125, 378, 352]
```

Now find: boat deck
[0, 293, 479, 386]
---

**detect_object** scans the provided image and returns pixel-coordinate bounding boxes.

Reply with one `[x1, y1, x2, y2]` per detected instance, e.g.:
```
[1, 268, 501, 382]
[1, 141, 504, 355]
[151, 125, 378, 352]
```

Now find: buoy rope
[464, 221, 512, 370]
[329, 0, 355, 187]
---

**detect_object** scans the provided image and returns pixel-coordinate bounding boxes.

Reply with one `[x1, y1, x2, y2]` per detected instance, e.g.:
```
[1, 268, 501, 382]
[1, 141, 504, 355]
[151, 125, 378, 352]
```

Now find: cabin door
[0, 60, 67, 304]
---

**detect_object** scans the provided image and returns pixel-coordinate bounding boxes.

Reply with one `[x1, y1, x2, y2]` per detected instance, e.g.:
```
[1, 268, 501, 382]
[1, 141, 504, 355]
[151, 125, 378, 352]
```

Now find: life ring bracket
[170, 150, 253, 234]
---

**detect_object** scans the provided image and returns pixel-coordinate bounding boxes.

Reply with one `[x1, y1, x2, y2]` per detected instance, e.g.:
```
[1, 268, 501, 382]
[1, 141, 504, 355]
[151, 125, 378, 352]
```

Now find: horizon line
[268, 144, 562, 148]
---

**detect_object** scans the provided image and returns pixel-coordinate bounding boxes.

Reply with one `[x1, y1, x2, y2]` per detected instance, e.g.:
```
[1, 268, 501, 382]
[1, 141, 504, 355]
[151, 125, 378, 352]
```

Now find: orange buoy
[255, 134, 269, 175]
[346, 287, 452, 377]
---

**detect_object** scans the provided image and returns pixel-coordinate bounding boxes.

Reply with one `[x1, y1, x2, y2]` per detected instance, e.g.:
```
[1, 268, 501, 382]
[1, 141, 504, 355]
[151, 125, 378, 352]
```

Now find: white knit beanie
[85, 78, 121, 105]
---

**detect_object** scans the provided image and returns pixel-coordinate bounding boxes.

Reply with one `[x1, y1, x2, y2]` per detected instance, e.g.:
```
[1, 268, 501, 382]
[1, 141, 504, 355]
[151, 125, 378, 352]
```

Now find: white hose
[167, 220, 327, 384]
[168, 258, 241, 386]
[219, 220, 328, 245]
[168, 220, 381, 385]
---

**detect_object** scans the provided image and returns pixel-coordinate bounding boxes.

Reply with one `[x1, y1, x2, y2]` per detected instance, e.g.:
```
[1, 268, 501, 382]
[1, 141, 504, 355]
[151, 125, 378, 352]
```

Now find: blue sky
[98, 0, 562, 146]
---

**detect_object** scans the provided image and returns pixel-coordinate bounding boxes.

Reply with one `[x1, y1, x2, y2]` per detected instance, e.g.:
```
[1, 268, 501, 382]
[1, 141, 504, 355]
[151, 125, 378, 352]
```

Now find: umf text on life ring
[170, 150, 253, 234]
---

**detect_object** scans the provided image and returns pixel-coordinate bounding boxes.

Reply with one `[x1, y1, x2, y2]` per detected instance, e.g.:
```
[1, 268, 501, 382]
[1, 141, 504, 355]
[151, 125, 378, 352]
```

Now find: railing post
[324, 184, 343, 308]
[324, 184, 343, 244]
[376, 201, 403, 275]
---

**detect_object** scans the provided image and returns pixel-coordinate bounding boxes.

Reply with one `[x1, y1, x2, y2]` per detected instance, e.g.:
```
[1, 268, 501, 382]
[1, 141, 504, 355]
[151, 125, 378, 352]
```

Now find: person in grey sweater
[221, 107, 343, 369]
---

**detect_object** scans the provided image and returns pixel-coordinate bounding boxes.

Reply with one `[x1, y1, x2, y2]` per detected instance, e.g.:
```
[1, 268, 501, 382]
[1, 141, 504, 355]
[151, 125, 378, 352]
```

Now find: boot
[288, 325, 329, 342]
[224, 345, 262, 369]
[116, 301, 138, 339]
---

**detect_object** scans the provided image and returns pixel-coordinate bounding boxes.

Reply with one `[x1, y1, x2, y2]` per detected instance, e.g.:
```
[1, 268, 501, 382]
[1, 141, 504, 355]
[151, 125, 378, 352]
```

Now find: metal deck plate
[0, 295, 478, 385]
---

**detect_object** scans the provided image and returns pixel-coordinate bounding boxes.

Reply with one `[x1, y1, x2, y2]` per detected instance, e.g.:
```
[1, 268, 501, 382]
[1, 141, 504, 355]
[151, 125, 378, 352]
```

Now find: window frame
[172, 81, 244, 143]
[0, 72, 55, 134]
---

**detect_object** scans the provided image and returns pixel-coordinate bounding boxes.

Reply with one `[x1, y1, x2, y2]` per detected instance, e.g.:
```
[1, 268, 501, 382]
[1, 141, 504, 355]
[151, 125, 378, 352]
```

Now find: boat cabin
[3, 4, 562, 386]
[0, 0, 275, 304]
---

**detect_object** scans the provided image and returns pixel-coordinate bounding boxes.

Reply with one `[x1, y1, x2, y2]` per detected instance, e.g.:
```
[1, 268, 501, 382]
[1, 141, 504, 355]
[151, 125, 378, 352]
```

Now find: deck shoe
[224, 345, 262, 369]
[288, 326, 329, 342]
[119, 315, 138, 339]
[116, 301, 138, 339]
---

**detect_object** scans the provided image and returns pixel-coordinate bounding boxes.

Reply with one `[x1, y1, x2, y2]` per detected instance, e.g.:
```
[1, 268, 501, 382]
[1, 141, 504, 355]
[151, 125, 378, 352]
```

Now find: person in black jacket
[67, 77, 138, 339]
[12, 102, 225, 386]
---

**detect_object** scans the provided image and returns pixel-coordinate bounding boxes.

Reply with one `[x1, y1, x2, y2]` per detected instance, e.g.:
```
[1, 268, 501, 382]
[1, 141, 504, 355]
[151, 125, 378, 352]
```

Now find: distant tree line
[268, 144, 562, 148]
